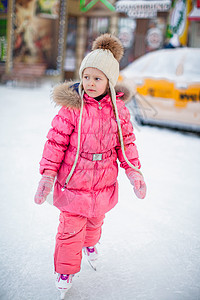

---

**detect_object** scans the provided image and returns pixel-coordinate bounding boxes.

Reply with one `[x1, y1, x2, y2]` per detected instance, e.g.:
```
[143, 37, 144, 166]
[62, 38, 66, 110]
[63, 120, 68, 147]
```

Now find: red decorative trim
[188, 16, 200, 20]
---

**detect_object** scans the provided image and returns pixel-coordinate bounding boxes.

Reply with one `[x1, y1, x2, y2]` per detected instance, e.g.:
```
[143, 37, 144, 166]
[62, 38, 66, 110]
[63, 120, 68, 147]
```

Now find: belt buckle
[92, 153, 103, 161]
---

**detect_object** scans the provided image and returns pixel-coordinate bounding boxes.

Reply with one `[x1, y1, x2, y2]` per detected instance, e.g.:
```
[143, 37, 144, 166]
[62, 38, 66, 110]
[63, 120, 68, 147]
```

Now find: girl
[34, 34, 146, 299]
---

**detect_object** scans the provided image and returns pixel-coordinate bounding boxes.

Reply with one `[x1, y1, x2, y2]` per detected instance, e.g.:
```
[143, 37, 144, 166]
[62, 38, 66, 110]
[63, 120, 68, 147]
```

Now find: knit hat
[64, 34, 141, 187]
[79, 33, 124, 87]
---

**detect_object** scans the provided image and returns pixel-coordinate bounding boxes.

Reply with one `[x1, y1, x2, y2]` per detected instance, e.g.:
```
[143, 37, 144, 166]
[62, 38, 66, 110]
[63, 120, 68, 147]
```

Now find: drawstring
[109, 82, 142, 176]
[62, 86, 84, 190]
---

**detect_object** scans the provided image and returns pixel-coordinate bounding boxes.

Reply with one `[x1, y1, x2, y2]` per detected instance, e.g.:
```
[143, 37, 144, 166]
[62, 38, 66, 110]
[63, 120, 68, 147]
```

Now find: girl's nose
[89, 80, 94, 86]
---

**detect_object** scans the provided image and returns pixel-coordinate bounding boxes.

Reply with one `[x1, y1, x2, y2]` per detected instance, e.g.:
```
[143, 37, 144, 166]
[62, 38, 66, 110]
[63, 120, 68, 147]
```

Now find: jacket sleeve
[39, 107, 75, 174]
[115, 100, 141, 170]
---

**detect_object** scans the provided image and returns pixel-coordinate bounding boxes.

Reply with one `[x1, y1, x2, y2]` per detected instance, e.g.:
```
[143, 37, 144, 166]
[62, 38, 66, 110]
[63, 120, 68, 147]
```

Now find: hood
[52, 81, 132, 109]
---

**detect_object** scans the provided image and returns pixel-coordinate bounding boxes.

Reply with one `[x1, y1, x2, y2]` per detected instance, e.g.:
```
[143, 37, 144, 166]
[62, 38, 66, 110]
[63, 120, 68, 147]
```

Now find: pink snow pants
[54, 211, 105, 275]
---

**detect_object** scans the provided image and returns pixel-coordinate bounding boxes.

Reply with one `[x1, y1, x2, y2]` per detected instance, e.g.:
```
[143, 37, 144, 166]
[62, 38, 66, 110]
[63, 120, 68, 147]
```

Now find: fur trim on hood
[52, 81, 132, 109]
[115, 83, 132, 103]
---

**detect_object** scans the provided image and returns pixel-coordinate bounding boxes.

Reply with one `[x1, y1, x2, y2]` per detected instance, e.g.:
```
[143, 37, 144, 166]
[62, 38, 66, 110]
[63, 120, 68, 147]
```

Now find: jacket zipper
[98, 102, 102, 110]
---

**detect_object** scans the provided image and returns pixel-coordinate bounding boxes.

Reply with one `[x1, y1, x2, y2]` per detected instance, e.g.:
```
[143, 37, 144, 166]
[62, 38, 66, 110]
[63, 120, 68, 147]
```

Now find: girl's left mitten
[126, 168, 147, 199]
[34, 175, 55, 205]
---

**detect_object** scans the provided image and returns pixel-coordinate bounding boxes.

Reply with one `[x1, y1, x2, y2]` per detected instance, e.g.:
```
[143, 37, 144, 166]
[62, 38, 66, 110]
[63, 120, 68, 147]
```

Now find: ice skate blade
[60, 290, 66, 300]
[88, 260, 97, 271]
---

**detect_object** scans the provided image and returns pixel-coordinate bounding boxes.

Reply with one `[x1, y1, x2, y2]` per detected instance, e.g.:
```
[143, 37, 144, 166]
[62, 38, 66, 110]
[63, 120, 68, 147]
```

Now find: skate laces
[61, 274, 69, 281]
[85, 246, 97, 255]
[87, 247, 96, 253]
[55, 273, 73, 297]
[83, 246, 98, 260]
[57, 273, 73, 283]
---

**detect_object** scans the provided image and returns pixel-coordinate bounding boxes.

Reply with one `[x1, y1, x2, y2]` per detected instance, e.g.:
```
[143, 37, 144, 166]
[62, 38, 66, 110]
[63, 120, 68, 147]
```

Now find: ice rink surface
[0, 83, 200, 300]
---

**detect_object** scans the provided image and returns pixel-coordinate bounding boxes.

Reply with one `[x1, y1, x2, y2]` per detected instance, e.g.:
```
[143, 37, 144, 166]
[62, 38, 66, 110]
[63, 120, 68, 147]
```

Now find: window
[85, 17, 109, 55]
[118, 18, 136, 69]
[64, 17, 77, 71]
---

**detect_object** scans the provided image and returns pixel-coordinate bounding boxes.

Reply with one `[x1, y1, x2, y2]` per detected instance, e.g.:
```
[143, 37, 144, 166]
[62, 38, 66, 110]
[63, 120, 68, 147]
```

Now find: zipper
[98, 102, 102, 110]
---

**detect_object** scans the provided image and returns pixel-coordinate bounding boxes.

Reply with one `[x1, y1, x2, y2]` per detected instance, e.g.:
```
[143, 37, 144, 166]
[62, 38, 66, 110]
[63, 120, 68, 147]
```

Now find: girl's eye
[96, 78, 100, 81]
[84, 76, 89, 80]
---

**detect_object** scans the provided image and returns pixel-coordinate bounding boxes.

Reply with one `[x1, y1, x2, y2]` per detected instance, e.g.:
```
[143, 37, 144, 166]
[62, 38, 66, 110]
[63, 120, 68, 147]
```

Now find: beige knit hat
[64, 34, 141, 187]
[79, 34, 124, 87]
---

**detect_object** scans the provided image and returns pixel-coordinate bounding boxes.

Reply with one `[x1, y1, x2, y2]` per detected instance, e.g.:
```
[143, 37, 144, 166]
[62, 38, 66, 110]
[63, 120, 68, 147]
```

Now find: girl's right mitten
[34, 172, 56, 205]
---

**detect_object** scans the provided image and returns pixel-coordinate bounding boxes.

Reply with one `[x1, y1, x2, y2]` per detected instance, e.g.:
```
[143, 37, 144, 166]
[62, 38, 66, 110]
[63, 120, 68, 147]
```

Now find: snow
[0, 83, 200, 300]
[121, 48, 200, 83]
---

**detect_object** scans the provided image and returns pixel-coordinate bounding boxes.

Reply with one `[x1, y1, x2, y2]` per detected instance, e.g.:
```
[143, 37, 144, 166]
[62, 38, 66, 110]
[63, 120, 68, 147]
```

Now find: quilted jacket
[39, 82, 141, 217]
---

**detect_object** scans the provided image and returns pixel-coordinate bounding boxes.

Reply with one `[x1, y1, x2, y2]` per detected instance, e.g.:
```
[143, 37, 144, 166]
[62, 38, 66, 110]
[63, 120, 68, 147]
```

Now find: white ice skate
[55, 273, 73, 299]
[83, 246, 98, 271]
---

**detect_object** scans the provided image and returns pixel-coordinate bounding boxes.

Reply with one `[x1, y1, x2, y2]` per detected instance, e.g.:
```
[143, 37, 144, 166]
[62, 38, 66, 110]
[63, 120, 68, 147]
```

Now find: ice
[0, 83, 200, 300]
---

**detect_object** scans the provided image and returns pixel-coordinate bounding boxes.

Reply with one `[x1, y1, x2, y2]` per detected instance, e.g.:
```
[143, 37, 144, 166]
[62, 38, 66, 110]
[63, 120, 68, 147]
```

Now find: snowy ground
[0, 83, 200, 300]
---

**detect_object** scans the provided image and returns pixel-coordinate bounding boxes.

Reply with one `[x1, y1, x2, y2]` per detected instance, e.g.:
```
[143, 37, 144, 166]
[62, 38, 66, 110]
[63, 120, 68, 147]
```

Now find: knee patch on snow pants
[54, 212, 104, 274]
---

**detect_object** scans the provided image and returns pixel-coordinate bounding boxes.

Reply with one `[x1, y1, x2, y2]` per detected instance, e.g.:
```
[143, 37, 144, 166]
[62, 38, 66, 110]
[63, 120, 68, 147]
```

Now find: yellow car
[119, 48, 200, 132]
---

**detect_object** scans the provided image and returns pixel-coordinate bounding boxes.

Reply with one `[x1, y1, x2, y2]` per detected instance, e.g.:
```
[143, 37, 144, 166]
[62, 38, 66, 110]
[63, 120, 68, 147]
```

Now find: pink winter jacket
[40, 82, 141, 218]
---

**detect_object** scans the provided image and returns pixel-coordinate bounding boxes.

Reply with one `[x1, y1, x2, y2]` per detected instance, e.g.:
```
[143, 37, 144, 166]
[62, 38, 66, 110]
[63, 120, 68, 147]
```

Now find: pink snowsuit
[39, 82, 141, 274]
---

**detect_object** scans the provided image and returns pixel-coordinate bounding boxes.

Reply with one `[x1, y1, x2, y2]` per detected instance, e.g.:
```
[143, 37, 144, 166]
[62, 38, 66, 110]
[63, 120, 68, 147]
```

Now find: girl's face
[82, 67, 108, 98]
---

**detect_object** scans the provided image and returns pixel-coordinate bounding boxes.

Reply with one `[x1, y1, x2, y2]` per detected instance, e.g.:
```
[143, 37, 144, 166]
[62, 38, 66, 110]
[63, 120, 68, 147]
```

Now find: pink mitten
[34, 171, 56, 205]
[125, 168, 147, 199]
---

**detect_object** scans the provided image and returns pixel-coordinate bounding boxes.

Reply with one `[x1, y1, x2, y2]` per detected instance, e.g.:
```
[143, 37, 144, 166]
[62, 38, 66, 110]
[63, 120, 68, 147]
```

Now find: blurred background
[1, 0, 199, 79]
[0, 0, 200, 132]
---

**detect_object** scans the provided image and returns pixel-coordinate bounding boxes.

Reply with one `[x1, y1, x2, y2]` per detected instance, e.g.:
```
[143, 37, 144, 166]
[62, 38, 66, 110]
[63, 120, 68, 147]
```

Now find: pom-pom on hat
[79, 33, 124, 87]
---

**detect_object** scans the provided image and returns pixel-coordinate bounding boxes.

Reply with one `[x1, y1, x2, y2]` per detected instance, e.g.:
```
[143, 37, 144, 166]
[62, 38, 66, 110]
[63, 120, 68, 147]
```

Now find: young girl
[34, 33, 146, 299]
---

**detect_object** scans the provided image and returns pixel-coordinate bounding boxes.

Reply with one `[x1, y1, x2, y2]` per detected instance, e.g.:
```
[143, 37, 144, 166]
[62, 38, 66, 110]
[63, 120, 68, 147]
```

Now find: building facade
[0, 0, 67, 82]
[0, 0, 199, 83]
